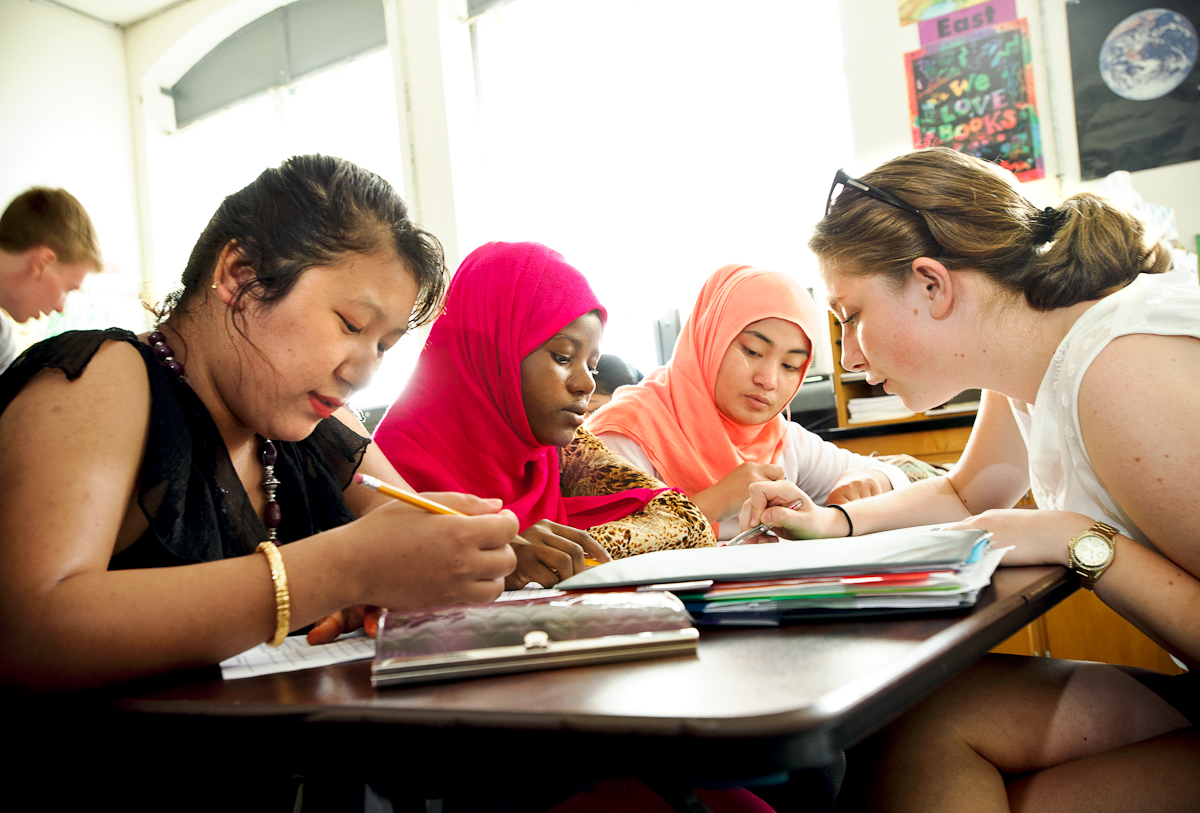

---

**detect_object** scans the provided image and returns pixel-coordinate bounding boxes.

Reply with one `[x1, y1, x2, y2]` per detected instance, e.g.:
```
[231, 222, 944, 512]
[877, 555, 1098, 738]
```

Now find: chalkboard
[905, 18, 1045, 181]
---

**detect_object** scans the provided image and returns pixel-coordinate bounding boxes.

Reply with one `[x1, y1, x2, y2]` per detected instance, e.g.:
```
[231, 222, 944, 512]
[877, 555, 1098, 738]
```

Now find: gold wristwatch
[1067, 521, 1119, 590]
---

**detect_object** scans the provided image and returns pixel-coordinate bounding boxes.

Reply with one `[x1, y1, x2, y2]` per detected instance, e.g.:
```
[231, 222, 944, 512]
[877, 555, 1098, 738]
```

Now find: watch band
[1068, 521, 1119, 590]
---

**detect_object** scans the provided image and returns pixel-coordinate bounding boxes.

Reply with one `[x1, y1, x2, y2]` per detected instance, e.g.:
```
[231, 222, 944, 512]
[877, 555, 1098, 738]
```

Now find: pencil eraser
[352, 473, 365, 485]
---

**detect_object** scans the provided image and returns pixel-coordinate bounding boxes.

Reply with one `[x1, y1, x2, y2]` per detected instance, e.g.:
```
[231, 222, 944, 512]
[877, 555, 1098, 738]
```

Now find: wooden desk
[89, 566, 1073, 801]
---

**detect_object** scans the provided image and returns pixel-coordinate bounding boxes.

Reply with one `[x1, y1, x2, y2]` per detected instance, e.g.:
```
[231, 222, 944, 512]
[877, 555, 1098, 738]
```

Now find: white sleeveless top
[1009, 271, 1200, 549]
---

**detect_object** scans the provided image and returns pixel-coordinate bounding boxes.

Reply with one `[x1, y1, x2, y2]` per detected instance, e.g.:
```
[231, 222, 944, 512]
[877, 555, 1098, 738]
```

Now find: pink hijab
[586, 265, 823, 496]
[374, 242, 665, 530]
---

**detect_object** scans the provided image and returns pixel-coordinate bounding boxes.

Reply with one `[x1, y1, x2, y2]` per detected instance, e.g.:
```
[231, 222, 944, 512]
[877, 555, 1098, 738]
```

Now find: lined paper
[220, 630, 374, 680]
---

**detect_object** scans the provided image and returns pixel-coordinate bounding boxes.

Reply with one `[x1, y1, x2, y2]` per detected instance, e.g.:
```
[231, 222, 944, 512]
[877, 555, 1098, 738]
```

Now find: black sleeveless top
[0, 329, 368, 569]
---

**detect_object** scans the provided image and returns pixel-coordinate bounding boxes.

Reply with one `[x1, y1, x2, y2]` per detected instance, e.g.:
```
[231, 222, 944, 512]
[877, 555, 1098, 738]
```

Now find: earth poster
[1069, 1, 1200, 178]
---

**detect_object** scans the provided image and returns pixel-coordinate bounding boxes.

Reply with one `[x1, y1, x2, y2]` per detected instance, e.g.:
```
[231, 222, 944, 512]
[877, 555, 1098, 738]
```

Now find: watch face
[1076, 535, 1111, 567]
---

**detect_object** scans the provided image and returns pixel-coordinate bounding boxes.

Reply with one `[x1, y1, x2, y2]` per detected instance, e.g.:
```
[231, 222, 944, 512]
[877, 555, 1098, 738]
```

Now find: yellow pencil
[352, 473, 605, 567]
[353, 473, 532, 546]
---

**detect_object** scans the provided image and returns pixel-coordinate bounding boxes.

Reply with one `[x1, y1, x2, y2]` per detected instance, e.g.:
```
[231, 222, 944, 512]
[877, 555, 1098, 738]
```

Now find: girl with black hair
[0, 155, 518, 691]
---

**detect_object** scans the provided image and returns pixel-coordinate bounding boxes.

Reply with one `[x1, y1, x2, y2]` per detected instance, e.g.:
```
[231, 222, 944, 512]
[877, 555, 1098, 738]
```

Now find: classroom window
[472, 0, 852, 375]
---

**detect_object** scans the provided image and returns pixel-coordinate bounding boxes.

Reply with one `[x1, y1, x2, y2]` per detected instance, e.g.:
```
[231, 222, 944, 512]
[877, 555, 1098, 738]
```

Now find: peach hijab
[585, 265, 823, 496]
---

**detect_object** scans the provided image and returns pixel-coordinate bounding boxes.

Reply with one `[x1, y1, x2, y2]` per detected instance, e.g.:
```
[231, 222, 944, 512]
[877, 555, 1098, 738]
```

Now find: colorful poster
[1068, 1, 1199, 179]
[900, 0, 992, 27]
[905, 19, 1045, 181]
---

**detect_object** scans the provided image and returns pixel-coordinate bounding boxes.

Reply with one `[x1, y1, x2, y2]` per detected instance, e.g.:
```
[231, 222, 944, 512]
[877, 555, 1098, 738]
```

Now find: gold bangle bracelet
[256, 541, 290, 647]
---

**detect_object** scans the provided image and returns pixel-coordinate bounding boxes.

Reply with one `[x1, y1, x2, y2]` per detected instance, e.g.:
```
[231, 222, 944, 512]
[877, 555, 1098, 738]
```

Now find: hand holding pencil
[353, 474, 605, 590]
[354, 473, 533, 549]
[307, 474, 522, 645]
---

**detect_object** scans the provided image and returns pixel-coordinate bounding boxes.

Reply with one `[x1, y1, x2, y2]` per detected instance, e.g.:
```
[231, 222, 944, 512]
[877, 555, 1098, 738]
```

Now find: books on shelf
[847, 393, 915, 423]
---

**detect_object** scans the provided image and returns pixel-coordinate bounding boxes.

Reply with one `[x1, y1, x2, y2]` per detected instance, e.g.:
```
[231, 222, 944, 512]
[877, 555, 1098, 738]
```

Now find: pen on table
[353, 473, 532, 547]
[725, 501, 804, 546]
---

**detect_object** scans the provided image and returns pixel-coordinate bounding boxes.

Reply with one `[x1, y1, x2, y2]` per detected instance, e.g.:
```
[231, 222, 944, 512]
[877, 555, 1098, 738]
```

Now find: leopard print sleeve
[559, 428, 716, 559]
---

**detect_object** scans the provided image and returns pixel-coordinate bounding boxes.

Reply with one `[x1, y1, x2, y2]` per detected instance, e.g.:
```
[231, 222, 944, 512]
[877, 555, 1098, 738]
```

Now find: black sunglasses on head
[826, 169, 924, 217]
[824, 169, 942, 254]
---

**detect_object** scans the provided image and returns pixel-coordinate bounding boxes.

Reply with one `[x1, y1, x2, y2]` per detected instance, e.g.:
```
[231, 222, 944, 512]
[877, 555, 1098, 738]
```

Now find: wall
[0, 0, 142, 313]
[837, 0, 1199, 248]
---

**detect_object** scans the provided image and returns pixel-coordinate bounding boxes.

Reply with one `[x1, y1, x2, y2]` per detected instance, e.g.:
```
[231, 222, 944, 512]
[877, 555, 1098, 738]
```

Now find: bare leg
[1009, 727, 1200, 812]
[836, 654, 1192, 813]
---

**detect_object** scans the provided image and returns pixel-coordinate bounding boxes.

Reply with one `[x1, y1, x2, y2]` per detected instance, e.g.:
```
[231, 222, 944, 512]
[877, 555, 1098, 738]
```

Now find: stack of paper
[558, 527, 1007, 626]
[676, 547, 1005, 625]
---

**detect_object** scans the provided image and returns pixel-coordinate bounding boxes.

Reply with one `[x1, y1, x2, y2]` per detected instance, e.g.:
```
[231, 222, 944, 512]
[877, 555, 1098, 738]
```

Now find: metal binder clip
[523, 630, 551, 650]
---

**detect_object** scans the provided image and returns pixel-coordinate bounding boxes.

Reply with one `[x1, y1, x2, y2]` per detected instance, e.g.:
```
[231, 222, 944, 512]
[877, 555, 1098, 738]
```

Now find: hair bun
[1037, 207, 1065, 244]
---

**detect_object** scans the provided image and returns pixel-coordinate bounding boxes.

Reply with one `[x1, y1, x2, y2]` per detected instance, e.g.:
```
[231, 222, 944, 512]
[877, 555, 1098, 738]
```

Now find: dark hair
[809, 147, 1171, 310]
[0, 187, 101, 269]
[593, 354, 642, 395]
[159, 154, 446, 329]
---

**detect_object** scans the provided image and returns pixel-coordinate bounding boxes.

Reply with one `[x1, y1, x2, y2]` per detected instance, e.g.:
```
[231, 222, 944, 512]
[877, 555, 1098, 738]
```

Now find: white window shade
[472, 0, 852, 376]
[168, 0, 388, 129]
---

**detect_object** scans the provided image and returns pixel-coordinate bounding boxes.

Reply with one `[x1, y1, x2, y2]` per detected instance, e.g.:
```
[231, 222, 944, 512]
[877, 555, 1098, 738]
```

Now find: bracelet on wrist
[257, 540, 291, 647]
[828, 503, 854, 537]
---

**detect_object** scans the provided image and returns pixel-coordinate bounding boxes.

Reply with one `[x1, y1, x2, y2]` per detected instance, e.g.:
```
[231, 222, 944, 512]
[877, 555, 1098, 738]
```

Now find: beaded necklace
[148, 329, 281, 541]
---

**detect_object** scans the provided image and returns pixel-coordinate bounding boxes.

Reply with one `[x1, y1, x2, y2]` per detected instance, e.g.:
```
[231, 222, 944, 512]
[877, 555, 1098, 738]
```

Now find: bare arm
[943, 335, 1200, 666]
[944, 388, 1032, 514]
[1070, 334, 1200, 666]
[0, 343, 517, 690]
[825, 468, 893, 504]
[739, 389, 1031, 538]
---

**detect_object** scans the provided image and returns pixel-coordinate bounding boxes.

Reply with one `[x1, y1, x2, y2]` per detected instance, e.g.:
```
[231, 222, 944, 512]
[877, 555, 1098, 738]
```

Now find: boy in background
[0, 187, 101, 370]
